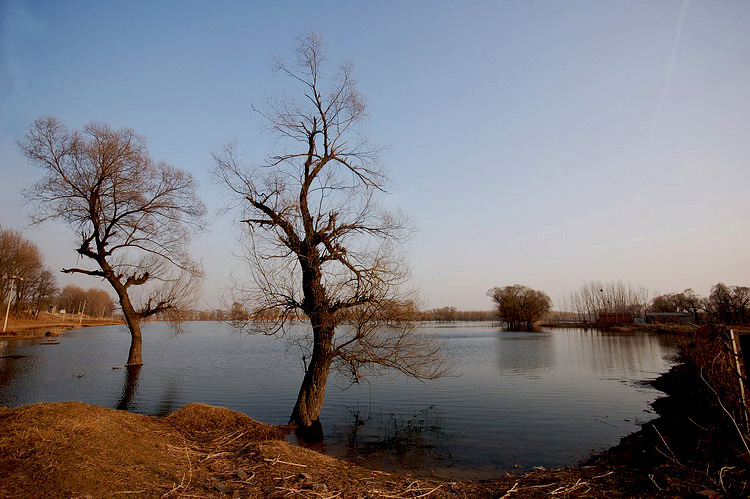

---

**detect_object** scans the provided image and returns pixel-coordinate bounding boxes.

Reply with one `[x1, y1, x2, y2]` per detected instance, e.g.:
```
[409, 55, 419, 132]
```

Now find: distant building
[597, 312, 634, 325]
[645, 312, 693, 325]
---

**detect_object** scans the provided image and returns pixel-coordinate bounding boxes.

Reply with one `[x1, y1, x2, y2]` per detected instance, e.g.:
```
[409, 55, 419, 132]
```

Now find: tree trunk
[289, 325, 333, 438]
[111, 279, 144, 367]
[125, 321, 143, 366]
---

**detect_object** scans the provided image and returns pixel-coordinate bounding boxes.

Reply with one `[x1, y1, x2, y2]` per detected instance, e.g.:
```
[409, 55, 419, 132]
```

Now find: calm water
[0, 322, 676, 478]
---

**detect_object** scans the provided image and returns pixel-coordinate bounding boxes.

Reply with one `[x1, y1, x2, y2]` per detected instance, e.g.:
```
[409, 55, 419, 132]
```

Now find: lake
[0, 322, 676, 479]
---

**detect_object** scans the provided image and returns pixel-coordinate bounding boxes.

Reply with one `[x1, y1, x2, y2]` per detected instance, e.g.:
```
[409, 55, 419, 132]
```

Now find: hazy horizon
[2, 1, 748, 310]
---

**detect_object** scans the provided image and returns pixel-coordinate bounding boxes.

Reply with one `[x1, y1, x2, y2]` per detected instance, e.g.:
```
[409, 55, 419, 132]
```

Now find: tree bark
[125, 321, 143, 366]
[289, 324, 334, 438]
[109, 274, 144, 366]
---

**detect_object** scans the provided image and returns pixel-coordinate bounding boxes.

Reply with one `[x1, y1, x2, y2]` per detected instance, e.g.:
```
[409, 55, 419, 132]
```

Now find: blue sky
[1, 0, 748, 310]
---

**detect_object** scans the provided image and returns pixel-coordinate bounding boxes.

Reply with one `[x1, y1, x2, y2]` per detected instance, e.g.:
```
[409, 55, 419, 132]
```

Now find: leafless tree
[488, 285, 552, 330]
[706, 283, 750, 325]
[431, 306, 458, 322]
[0, 228, 57, 317]
[417, 308, 495, 322]
[56, 285, 116, 318]
[651, 288, 704, 323]
[30, 268, 58, 314]
[84, 287, 117, 318]
[214, 33, 449, 434]
[19, 117, 206, 365]
[565, 280, 649, 323]
[56, 285, 86, 314]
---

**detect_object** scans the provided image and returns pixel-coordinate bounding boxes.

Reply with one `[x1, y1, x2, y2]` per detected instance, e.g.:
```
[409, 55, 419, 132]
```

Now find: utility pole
[3, 276, 22, 333]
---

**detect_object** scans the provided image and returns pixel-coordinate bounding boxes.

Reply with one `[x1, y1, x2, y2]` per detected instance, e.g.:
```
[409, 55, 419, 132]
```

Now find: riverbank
[467, 347, 748, 497]
[1, 347, 746, 498]
[0, 313, 123, 338]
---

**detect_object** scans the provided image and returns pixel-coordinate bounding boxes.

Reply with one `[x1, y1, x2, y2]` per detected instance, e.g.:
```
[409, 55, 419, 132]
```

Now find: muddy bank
[0, 319, 123, 339]
[0, 357, 746, 497]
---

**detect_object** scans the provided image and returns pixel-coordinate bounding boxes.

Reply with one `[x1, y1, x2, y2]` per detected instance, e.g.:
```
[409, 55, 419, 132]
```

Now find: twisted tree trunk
[124, 321, 143, 366]
[290, 258, 336, 437]
[109, 274, 144, 366]
[289, 327, 333, 438]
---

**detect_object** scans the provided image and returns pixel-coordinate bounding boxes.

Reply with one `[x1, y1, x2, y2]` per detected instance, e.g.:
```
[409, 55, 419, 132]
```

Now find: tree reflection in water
[321, 405, 453, 473]
[116, 365, 141, 411]
[154, 377, 180, 417]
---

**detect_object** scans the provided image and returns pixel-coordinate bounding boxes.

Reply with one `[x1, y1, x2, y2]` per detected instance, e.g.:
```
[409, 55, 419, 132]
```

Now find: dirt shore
[0, 313, 123, 338]
[1, 352, 746, 498]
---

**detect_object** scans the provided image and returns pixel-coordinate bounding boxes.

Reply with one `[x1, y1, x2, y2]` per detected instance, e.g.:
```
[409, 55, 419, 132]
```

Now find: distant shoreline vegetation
[117, 279, 750, 330]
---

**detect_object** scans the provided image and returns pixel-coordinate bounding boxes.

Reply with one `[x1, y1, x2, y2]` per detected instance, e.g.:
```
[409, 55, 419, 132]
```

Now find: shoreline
[0, 318, 124, 339]
[0, 357, 734, 497]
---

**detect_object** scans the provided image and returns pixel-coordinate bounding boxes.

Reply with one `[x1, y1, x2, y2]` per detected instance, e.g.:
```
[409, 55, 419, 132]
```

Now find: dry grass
[0, 402, 197, 497]
[0, 312, 123, 337]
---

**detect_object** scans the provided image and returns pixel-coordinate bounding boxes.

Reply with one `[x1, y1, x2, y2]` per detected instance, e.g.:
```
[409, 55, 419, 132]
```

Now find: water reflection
[154, 376, 181, 416]
[0, 339, 34, 389]
[318, 405, 453, 473]
[495, 331, 554, 373]
[116, 365, 141, 411]
[545, 328, 676, 379]
[493, 327, 676, 380]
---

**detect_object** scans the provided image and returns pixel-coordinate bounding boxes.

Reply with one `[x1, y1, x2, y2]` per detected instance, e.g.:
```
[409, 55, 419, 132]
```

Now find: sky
[1, 0, 748, 310]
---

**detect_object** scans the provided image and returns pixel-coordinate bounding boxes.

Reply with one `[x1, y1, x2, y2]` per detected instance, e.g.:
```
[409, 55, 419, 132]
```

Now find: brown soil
[1, 358, 747, 498]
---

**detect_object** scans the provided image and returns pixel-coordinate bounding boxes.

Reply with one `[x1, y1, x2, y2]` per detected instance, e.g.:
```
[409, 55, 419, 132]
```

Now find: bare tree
[0, 228, 57, 317]
[19, 117, 206, 365]
[488, 285, 552, 330]
[57, 285, 87, 314]
[431, 306, 458, 322]
[215, 34, 448, 434]
[30, 268, 58, 314]
[651, 288, 704, 323]
[566, 280, 650, 323]
[706, 283, 750, 325]
[84, 287, 117, 318]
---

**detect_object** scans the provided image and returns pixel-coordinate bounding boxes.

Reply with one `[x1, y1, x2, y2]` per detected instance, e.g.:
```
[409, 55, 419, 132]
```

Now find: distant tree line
[558, 280, 651, 323]
[174, 303, 495, 324]
[56, 285, 117, 318]
[417, 307, 496, 322]
[1, 228, 58, 318]
[651, 284, 750, 325]
[1, 228, 117, 320]
[483, 280, 750, 329]
[552, 280, 750, 326]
